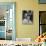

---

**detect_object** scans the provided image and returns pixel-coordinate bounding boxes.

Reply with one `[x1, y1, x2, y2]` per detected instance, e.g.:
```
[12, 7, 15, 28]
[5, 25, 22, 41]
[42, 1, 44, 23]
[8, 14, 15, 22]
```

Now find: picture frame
[22, 10, 33, 24]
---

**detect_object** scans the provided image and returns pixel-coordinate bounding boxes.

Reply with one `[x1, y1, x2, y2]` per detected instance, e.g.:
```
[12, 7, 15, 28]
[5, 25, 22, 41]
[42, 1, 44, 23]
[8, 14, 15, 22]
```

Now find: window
[0, 2, 16, 40]
[39, 0, 46, 4]
[39, 11, 46, 35]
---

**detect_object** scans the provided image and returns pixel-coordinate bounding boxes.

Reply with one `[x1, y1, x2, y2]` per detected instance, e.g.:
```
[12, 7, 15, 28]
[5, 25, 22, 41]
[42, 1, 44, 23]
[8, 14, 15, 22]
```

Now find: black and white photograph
[22, 10, 33, 24]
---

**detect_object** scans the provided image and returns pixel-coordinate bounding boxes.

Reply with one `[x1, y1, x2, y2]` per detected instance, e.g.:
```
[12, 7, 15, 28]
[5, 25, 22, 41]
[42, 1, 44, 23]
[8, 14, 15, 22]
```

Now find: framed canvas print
[0, 2, 16, 40]
[22, 10, 33, 24]
[39, 0, 46, 4]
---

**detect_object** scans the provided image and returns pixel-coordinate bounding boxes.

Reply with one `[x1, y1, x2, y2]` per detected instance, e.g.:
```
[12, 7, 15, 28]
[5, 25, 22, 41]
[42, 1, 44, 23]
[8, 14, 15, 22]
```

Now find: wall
[0, 0, 45, 40]
[16, 0, 39, 40]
